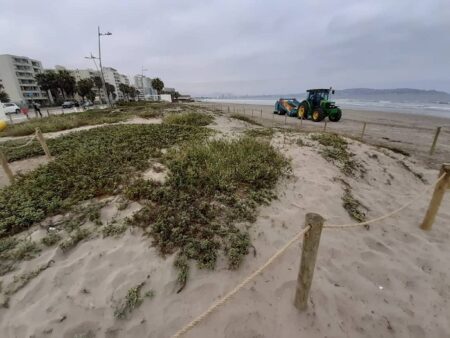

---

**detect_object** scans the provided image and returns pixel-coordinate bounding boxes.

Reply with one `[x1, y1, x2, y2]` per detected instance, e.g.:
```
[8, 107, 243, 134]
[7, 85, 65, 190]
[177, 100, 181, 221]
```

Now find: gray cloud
[1, 0, 449, 95]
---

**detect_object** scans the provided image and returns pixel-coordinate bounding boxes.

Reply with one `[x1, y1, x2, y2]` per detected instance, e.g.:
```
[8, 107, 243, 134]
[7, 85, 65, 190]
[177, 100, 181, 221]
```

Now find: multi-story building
[133, 74, 157, 99]
[0, 54, 47, 105]
[102, 67, 123, 99]
[119, 74, 130, 86]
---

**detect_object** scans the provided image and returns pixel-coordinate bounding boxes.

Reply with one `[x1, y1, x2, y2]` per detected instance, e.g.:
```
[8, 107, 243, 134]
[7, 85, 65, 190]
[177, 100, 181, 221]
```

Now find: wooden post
[360, 122, 367, 140]
[0, 150, 14, 183]
[35, 128, 51, 159]
[47, 109, 50, 117]
[294, 213, 324, 311]
[284, 114, 287, 125]
[8, 114, 13, 124]
[260, 109, 262, 119]
[420, 164, 450, 230]
[429, 127, 441, 155]
[323, 121, 328, 132]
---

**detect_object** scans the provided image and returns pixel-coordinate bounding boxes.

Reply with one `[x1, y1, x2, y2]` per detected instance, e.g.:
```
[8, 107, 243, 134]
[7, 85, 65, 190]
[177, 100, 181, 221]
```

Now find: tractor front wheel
[312, 108, 325, 122]
[329, 109, 342, 122]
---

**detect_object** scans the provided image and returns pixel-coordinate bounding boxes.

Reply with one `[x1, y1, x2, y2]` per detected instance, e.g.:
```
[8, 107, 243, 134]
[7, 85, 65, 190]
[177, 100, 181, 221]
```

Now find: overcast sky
[1, 0, 449, 96]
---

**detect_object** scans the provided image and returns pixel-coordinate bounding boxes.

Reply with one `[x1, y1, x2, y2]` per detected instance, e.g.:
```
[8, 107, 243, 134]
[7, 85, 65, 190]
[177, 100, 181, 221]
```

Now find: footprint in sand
[363, 237, 393, 255]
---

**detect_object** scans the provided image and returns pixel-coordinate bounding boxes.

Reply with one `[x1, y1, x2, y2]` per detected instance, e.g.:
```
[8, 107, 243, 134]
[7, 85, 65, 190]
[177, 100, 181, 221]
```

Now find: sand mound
[0, 118, 448, 338]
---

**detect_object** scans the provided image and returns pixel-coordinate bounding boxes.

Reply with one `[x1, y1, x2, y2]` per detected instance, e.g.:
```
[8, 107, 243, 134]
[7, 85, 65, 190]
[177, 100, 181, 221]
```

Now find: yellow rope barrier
[171, 225, 311, 338]
[0, 134, 37, 150]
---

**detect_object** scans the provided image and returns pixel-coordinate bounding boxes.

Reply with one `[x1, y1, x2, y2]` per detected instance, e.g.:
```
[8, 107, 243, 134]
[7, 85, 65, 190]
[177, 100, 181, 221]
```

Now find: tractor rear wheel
[329, 110, 342, 122]
[311, 108, 325, 122]
[298, 103, 308, 119]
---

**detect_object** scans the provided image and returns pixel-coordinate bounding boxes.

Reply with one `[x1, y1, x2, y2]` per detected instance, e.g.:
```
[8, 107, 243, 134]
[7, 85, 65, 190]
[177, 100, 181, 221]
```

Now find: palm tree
[151, 78, 164, 94]
[35, 71, 59, 102]
[118, 83, 130, 100]
[105, 83, 116, 100]
[129, 86, 137, 100]
[55, 70, 76, 98]
[76, 79, 94, 101]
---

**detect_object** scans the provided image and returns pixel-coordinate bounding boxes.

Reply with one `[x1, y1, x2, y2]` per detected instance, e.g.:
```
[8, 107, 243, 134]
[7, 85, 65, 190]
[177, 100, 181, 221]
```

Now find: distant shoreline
[201, 98, 450, 119]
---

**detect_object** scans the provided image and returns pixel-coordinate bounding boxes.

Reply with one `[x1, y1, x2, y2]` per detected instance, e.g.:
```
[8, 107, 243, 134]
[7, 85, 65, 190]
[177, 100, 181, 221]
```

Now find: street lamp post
[84, 53, 103, 103]
[98, 26, 112, 107]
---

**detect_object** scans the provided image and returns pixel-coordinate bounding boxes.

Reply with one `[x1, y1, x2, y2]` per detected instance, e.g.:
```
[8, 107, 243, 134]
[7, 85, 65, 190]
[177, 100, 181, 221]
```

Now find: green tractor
[298, 88, 342, 122]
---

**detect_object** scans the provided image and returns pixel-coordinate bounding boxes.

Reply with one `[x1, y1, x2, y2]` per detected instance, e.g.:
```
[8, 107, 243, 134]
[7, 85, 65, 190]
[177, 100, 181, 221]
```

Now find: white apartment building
[0, 54, 47, 105]
[119, 74, 130, 86]
[102, 67, 124, 100]
[133, 74, 157, 99]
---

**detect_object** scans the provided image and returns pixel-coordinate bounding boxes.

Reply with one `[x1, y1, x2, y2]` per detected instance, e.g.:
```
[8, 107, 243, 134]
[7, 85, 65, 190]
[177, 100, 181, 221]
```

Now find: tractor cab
[306, 89, 333, 106]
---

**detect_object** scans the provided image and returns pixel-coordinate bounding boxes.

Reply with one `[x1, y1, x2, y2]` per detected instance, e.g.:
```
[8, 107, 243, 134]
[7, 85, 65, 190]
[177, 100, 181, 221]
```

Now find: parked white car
[1, 102, 21, 115]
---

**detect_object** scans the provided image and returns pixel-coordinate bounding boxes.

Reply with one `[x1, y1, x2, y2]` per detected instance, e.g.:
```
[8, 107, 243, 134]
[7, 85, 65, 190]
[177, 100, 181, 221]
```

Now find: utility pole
[98, 26, 112, 107]
[84, 53, 104, 105]
[141, 66, 148, 101]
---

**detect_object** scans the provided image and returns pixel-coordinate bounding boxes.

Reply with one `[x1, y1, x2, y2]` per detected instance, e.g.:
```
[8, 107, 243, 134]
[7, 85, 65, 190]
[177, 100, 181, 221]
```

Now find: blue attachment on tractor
[274, 98, 300, 116]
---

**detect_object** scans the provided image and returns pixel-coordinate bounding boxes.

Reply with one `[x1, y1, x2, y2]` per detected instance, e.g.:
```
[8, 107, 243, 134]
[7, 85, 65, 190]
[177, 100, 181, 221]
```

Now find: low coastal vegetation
[163, 111, 213, 126]
[0, 124, 210, 236]
[342, 187, 367, 224]
[0, 118, 289, 292]
[114, 282, 153, 319]
[244, 128, 274, 138]
[230, 113, 262, 126]
[310, 133, 360, 176]
[128, 137, 289, 291]
[0, 102, 185, 137]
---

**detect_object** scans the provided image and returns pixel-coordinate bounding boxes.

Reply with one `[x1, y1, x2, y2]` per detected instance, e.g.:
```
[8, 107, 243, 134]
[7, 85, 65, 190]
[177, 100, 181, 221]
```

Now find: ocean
[202, 98, 450, 119]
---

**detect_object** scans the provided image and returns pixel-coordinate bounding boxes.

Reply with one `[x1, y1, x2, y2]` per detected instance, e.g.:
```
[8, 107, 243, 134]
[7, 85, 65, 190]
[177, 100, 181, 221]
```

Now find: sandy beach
[0, 109, 448, 337]
[199, 102, 450, 168]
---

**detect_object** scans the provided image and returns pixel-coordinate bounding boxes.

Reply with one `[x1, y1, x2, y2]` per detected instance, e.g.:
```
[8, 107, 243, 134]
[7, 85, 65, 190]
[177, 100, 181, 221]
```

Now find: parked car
[62, 101, 76, 108]
[1, 102, 21, 115]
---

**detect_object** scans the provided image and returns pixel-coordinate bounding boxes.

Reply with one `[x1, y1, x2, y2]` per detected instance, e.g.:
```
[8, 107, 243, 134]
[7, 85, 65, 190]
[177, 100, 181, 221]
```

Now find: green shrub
[342, 190, 366, 222]
[0, 109, 128, 137]
[230, 114, 262, 126]
[310, 133, 359, 176]
[244, 128, 274, 138]
[102, 223, 127, 238]
[12, 240, 41, 261]
[0, 124, 210, 236]
[130, 137, 289, 291]
[59, 228, 90, 252]
[41, 232, 62, 246]
[114, 282, 146, 319]
[0, 237, 18, 255]
[163, 112, 213, 126]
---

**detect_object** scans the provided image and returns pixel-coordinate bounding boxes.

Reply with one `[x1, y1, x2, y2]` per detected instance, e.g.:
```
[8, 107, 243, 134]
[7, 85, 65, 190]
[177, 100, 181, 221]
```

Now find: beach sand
[0, 112, 449, 338]
[201, 102, 450, 168]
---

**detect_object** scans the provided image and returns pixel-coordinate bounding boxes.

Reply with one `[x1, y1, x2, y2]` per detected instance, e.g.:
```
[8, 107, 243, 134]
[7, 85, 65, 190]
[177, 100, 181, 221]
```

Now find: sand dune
[0, 114, 449, 338]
